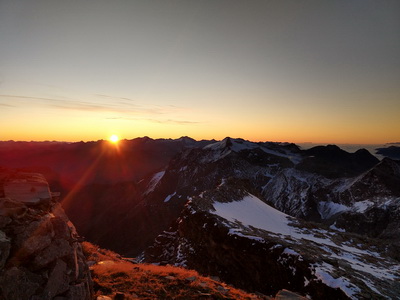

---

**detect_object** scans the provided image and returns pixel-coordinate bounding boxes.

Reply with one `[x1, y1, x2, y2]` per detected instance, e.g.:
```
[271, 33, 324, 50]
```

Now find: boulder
[51, 216, 72, 239]
[0, 266, 44, 300]
[32, 238, 72, 269]
[13, 214, 54, 259]
[43, 259, 69, 300]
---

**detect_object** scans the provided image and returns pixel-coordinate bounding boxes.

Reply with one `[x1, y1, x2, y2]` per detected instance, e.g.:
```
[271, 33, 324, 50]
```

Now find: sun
[109, 134, 119, 144]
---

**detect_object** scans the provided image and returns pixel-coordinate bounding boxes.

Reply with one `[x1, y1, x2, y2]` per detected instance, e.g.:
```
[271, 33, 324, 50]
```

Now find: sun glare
[109, 134, 119, 143]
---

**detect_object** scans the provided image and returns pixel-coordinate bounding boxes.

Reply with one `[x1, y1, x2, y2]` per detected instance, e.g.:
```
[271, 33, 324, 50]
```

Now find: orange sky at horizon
[1, 107, 398, 145]
[0, 85, 398, 144]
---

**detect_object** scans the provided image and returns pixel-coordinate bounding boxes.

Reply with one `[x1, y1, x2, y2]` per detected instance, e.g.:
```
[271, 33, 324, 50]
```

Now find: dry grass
[82, 242, 268, 300]
[82, 241, 122, 262]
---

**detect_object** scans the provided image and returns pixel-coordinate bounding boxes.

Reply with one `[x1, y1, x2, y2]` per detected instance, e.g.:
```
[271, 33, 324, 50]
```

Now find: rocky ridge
[83, 241, 308, 300]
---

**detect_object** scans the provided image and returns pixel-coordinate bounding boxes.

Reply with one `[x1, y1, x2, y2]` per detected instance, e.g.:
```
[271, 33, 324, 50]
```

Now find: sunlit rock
[4, 173, 51, 203]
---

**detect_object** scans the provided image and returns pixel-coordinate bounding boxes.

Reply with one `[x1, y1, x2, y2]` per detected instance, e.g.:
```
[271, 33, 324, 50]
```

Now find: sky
[0, 0, 399, 144]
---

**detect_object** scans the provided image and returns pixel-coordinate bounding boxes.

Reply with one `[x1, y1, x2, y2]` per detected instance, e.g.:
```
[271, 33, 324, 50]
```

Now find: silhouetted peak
[204, 137, 233, 151]
[354, 148, 370, 156]
[137, 136, 153, 143]
[375, 157, 400, 176]
[177, 136, 195, 142]
[221, 137, 233, 148]
[325, 144, 341, 151]
[353, 148, 379, 163]
[306, 144, 343, 156]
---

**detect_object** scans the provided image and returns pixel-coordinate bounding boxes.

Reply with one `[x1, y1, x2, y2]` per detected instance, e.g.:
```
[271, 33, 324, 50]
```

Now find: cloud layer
[0, 94, 198, 125]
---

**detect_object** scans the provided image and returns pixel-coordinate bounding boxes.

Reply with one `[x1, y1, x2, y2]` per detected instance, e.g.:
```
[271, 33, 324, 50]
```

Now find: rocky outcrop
[0, 172, 92, 300]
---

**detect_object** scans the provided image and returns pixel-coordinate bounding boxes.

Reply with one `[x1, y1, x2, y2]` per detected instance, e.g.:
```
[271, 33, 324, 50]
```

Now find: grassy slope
[83, 242, 270, 300]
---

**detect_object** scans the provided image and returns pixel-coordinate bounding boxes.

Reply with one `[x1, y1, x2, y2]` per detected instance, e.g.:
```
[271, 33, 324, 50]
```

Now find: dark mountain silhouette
[376, 145, 400, 160]
[296, 145, 379, 178]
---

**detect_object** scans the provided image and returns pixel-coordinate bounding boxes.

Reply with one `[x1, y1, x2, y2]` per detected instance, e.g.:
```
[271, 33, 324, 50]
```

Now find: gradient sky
[1, 0, 399, 143]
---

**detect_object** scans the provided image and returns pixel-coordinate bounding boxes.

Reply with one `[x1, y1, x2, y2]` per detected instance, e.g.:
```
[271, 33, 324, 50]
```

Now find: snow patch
[145, 171, 165, 194]
[318, 201, 349, 219]
[352, 200, 374, 213]
[329, 222, 346, 232]
[314, 263, 361, 298]
[228, 228, 265, 242]
[230, 139, 258, 152]
[282, 248, 301, 257]
[212, 194, 292, 236]
[164, 192, 176, 203]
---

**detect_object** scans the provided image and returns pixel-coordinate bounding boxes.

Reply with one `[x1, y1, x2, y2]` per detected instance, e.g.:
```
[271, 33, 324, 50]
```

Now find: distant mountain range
[0, 137, 399, 298]
[376, 146, 400, 160]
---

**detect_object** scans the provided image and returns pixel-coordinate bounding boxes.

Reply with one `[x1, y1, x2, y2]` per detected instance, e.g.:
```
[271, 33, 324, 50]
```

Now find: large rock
[43, 259, 69, 300]
[32, 239, 72, 269]
[0, 266, 44, 299]
[13, 214, 54, 260]
[4, 172, 51, 204]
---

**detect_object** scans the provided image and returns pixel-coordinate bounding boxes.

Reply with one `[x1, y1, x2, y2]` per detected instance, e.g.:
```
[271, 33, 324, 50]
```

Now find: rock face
[0, 171, 92, 300]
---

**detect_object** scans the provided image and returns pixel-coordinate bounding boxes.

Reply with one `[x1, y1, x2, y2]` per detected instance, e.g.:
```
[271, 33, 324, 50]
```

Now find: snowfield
[213, 194, 292, 236]
[145, 171, 165, 194]
[211, 194, 400, 299]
